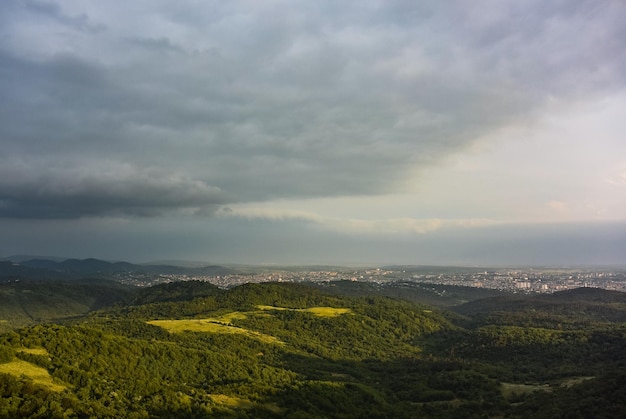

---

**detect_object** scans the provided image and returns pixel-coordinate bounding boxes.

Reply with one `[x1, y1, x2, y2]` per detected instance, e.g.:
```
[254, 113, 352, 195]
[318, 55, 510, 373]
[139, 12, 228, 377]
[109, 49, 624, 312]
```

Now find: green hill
[315, 279, 508, 306]
[0, 281, 624, 418]
[0, 279, 133, 331]
[129, 280, 223, 305]
[453, 287, 626, 328]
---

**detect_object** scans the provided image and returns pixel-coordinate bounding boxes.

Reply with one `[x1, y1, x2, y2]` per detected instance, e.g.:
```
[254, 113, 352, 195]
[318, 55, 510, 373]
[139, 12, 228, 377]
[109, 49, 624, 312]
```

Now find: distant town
[113, 266, 626, 293]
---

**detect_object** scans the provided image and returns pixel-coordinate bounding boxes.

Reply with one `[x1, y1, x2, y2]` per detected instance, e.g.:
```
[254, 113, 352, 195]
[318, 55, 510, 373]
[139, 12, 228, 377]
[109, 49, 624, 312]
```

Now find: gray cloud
[1, 0, 625, 218]
[0, 161, 223, 218]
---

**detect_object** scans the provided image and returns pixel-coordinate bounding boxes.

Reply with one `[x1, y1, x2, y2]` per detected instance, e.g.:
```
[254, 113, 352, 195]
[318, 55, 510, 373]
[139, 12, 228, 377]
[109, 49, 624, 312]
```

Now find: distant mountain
[0, 260, 66, 280]
[1, 257, 235, 280]
[380, 265, 492, 274]
[2, 254, 68, 263]
[58, 258, 122, 272]
[16, 259, 63, 270]
[141, 259, 215, 268]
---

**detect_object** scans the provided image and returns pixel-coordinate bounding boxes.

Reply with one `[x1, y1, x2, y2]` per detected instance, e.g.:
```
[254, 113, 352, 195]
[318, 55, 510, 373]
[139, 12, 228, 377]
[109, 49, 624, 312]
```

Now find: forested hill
[314, 279, 508, 307]
[0, 281, 625, 417]
[453, 287, 626, 327]
[0, 279, 133, 332]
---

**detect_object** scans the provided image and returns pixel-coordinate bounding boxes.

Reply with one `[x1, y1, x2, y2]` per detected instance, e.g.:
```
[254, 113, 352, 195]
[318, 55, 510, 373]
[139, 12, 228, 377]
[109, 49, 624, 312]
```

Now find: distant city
[113, 266, 626, 293]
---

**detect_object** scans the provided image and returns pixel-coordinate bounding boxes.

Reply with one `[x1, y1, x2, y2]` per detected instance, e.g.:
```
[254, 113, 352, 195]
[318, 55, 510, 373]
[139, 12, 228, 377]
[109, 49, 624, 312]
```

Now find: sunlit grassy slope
[256, 305, 352, 317]
[148, 305, 352, 344]
[209, 393, 282, 413]
[17, 347, 49, 356]
[147, 318, 283, 344]
[0, 358, 67, 392]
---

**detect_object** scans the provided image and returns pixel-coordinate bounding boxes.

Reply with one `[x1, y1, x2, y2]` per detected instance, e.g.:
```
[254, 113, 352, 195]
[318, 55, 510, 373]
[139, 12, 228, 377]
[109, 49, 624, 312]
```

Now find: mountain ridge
[0, 257, 234, 280]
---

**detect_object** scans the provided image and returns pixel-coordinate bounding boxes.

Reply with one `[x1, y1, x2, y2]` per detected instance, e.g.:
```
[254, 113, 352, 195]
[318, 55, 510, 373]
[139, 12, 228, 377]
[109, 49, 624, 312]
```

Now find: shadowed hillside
[0, 279, 133, 331]
[453, 287, 626, 328]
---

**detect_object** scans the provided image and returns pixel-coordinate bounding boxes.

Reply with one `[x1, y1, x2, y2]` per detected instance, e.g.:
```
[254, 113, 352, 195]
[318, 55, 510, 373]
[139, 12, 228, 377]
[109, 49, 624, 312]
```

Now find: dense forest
[1, 279, 625, 418]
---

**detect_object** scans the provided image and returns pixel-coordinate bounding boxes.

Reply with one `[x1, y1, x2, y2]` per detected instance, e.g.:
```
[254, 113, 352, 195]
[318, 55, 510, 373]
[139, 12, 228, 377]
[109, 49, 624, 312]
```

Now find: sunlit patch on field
[17, 347, 49, 356]
[209, 393, 282, 413]
[148, 306, 352, 344]
[255, 305, 289, 311]
[215, 311, 248, 323]
[302, 307, 352, 317]
[147, 319, 283, 344]
[256, 305, 352, 317]
[209, 394, 255, 408]
[0, 358, 68, 392]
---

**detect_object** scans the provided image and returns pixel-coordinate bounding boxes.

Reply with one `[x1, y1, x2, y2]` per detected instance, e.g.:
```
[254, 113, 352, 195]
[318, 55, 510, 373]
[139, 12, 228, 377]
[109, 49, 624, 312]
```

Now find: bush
[0, 346, 13, 363]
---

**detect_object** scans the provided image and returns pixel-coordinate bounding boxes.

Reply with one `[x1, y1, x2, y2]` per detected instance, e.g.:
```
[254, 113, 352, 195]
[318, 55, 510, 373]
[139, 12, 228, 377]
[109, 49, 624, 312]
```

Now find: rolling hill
[0, 279, 624, 417]
[0, 279, 133, 331]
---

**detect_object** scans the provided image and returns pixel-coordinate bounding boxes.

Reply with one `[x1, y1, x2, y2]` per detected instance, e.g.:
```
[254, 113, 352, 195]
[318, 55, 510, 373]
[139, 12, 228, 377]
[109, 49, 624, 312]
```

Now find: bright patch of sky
[223, 93, 626, 230]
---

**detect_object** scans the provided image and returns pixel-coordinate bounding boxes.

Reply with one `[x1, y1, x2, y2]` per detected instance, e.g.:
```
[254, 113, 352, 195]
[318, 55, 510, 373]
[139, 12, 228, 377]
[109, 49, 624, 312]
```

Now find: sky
[1, 0, 626, 266]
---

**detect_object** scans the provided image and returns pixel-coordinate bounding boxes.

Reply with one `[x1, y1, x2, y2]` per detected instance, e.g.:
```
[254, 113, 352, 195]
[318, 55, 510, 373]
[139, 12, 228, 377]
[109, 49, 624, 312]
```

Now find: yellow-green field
[215, 311, 248, 323]
[148, 305, 351, 344]
[147, 319, 282, 344]
[256, 305, 352, 317]
[255, 305, 290, 312]
[0, 358, 67, 392]
[209, 394, 256, 409]
[209, 394, 282, 413]
[17, 347, 50, 356]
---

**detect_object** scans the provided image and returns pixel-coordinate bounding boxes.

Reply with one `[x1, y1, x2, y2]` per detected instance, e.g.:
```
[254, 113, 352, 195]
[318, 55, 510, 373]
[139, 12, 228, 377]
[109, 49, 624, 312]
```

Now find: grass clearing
[148, 306, 351, 345]
[500, 382, 550, 401]
[17, 347, 49, 356]
[209, 394, 282, 414]
[209, 394, 256, 409]
[215, 311, 248, 323]
[256, 305, 289, 311]
[256, 305, 352, 317]
[0, 358, 68, 392]
[302, 307, 352, 317]
[147, 319, 282, 345]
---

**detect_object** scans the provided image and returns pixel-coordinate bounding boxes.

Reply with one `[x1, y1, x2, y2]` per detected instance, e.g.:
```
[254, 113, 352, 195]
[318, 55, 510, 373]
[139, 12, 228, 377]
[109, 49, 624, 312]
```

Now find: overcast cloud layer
[1, 0, 625, 265]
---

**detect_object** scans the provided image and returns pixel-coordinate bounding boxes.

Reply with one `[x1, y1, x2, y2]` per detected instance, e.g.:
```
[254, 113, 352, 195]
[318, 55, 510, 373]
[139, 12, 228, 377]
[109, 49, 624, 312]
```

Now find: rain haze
[1, 0, 625, 266]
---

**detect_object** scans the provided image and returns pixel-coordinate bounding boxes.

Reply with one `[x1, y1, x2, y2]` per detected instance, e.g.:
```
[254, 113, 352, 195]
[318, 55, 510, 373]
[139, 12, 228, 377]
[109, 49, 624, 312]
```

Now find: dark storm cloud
[1, 0, 625, 218]
[0, 161, 223, 218]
